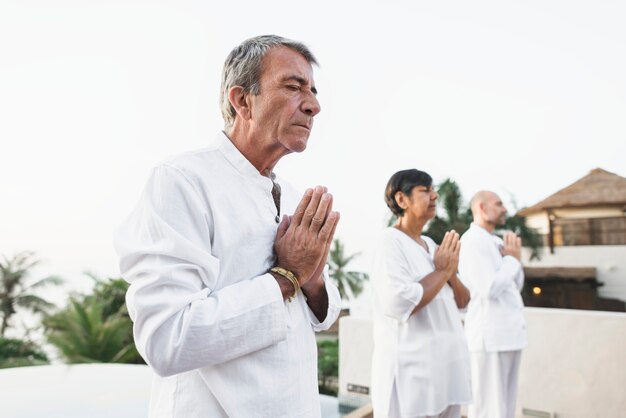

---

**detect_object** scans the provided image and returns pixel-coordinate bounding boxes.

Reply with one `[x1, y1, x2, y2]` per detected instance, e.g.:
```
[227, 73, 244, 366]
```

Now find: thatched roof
[518, 168, 626, 216]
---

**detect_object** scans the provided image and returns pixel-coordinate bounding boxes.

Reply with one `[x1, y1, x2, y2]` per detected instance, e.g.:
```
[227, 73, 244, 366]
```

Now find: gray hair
[219, 35, 318, 130]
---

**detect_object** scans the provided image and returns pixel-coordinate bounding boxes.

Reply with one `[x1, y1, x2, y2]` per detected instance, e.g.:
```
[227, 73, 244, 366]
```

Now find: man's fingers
[318, 211, 340, 243]
[291, 188, 313, 225]
[516, 236, 522, 248]
[275, 215, 290, 240]
[301, 186, 325, 228]
[310, 193, 333, 232]
[507, 232, 516, 247]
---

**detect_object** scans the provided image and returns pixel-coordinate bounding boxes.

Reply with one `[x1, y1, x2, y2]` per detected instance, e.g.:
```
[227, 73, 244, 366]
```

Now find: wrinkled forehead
[260, 46, 315, 83]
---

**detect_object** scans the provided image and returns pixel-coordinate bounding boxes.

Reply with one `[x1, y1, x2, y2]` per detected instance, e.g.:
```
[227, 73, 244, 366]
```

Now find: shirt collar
[470, 222, 494, 237]
[470, 222, 504, 246]
[216, 131, 272, 182]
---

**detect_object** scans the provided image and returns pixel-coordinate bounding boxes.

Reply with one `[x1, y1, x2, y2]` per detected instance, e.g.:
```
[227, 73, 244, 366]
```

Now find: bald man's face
[482, 193, 507, 226]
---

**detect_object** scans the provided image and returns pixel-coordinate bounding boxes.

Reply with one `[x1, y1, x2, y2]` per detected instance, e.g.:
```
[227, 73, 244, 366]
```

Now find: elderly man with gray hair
[115, 35, 341, 417]
[458, 191, 527, 418]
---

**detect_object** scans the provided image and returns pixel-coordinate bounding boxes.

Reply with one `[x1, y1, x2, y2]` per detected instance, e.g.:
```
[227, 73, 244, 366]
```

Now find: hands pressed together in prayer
[272, 186, 340, 312]
[434, 230, 461, 280]
[500, 231, 522, 261]
[435, 230, 470, 309]
[412, 230, 470, 312]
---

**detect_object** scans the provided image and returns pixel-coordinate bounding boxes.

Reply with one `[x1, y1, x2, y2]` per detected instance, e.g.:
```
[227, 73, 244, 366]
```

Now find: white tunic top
[370, 228, 472, 417]
[458, 223, 528, 352]
[114, 132, 341, 418]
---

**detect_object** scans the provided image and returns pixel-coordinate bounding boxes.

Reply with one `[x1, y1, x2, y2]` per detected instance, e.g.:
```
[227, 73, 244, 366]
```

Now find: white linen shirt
[370, 228, 472, 417]
[458, 223, 527, 352]
[114, 132, 341, 418]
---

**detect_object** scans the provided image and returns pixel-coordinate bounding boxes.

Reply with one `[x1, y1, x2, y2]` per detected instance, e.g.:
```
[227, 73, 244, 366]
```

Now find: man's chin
[286, 138, 308, 153]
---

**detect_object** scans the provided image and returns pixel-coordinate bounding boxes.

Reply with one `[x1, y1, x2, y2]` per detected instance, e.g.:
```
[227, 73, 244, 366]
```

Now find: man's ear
[228, 86, 252, 121]
[478, 201, 486, 216]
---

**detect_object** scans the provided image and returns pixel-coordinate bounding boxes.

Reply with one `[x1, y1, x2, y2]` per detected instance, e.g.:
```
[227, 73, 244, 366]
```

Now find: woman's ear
[395, 191, 407, 210]
[228, 86, 252, 121]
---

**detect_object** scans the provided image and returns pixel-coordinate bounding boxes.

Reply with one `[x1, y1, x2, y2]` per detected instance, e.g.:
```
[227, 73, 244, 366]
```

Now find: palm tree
[84, 273, 130, 318]
[424, 178, 473, 243]
[0, 251, 63, 336]
[44, 296, 140, 364]
[43, 274, 144, 364]
[328, 239, 369, 300]
[0, 336, 49, 369]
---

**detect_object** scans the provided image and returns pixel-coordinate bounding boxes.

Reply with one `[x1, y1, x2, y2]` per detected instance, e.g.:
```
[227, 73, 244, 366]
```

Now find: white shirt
[114, 132, 341, 418]
[370, 228, 472, 417]
[458, 223, 527, 352]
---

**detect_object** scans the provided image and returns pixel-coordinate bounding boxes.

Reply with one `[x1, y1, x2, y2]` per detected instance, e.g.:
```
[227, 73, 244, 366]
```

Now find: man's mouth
[294, 122, 311, 131]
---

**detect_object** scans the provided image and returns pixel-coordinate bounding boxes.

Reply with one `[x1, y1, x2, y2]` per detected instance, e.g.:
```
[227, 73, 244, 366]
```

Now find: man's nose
[302, 92, 321, 116]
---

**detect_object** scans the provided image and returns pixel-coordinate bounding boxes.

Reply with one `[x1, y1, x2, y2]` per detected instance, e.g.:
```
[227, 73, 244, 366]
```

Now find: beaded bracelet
[270, 267, 300, 302]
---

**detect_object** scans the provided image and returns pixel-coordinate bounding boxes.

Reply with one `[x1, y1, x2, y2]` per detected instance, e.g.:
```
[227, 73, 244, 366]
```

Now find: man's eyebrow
[283, 75, 318, 95]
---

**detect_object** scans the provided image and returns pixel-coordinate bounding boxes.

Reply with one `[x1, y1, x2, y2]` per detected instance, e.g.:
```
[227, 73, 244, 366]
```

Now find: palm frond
[327, 238, 369, 301]
[24, 275, 64, 290]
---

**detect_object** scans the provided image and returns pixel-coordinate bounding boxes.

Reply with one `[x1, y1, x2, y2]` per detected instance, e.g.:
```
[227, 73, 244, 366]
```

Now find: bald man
[458, 191, 527, 418]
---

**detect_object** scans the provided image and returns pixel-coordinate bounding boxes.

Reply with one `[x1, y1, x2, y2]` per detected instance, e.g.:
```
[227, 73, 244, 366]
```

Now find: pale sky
[1, 0, 625, 295]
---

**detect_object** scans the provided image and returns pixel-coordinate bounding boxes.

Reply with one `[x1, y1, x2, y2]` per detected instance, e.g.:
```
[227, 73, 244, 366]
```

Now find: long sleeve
[306, 265, 342, 331]
[513, 263, 525, 291]
[373, 234, 424, 323]
[114, 165, 287, 377]
[459, 235, 522, 300]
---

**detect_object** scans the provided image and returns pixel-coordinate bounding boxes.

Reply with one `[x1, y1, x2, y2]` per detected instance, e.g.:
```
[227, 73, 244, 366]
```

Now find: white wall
[338, 316, 373, 411]
[339, 308, 626, 418]
[524, 245, 626, 303]
[518, 308, 626, 418]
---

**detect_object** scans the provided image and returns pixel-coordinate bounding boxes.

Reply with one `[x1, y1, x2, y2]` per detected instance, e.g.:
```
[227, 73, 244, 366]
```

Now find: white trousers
[383, 403, 461, 418]
[467, 350, 521, 418]
[378, 382, 461, 418]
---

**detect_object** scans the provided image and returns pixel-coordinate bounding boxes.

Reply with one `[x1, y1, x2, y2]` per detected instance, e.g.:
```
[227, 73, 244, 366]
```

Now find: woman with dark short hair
[370, 169, 472, 418]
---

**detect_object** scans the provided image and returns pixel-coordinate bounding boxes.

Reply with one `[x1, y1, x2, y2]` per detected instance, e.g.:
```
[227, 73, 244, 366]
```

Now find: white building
[519, 168, 626, 307]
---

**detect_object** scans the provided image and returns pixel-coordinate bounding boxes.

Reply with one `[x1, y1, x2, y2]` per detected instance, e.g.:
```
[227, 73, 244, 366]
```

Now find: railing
[552, 216, 626, 246]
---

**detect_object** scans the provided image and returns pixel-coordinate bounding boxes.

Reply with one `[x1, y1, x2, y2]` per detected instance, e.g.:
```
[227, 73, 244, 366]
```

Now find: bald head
[470, 190, 507, 232]
[470, 190, 498, 216]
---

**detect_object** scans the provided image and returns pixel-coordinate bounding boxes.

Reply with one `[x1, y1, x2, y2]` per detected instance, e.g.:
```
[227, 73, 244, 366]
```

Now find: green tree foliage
[85, 273, 130, 319]
[44, 276, 144, 364]
[317, 339, 339, 396]
[328, 239, 369, 300]
[423, 179, 473, 243]
[0, 251, 63, 336]
[0, 336, 49, 369]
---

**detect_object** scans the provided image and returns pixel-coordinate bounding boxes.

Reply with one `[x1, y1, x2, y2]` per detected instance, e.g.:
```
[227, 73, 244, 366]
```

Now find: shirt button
[275, 215, 280, 223]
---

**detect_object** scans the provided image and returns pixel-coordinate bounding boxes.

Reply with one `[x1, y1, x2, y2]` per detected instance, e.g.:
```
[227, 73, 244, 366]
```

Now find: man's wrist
[270, 267, 300, 302]
[301, 275, 325, 298]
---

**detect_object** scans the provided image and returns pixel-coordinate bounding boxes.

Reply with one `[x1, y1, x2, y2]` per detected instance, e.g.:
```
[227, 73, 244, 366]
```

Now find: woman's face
[397, 185, 439, 221]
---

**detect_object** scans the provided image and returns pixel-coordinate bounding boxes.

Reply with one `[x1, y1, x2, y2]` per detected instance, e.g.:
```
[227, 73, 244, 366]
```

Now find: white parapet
[338, 315, 374, 412]
[339, 308, 626, 418]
